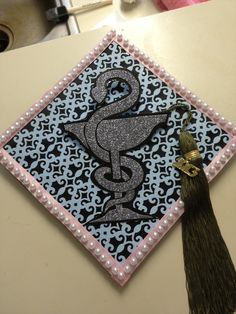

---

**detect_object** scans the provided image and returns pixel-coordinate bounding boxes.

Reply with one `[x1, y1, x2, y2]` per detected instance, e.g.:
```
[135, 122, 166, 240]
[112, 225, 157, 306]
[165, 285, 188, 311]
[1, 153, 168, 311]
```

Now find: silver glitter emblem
[64, 69, 168, 224]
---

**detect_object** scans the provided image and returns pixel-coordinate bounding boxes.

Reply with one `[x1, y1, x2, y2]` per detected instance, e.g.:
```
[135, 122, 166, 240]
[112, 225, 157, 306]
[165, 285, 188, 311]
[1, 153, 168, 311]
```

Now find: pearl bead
[162, 220, 168, 227]
[59, 212, 65, 220]
[209, 166, 216, 174]
[25, 112, 31, 119]
[139, 52, 144, 61]
[102, 37, 108, 45]
[52, 207, 58, 214]
[100, 254, 106, 262]
[2, 157, 8, 165]
[46, 201, 52, 209]
[81, 235, 87, 243]
[76, 229, 82, 238]
[89, 52, 94, 59]
[159, 68, 165, 78]
[164, 73, 170, 82]
[230, 143, 236, 152]
[106, 31, 112, 39]
[105, 260, 112, 268]
[214, 112, 220, 120]
[7, 161, 14, 170]
[19, 117, 25, 124]
[85, 55, 90, 63]
[88, 241, 95, 250]
[15, 121, 20, 128]
[147, 237, 154, 245]
[148, 60, 154, 68]
[141, 244, 149, 252]
[173, 207, 180, 215]
[180, 86, 186, 95]
[112, 267, 118, 275]
[196, 99, 202, 108]
[36, 189, 42, 198]
[178, 200, 184, 208]
[64, 217, 70, 225]
[41, 195, 47, 204]
[226, 122, 233, 129]
[157, 225, 163, 233]
[118, 272, 124, 280]
[95, 248, 101, 256]
[98, 43, 104, 50]
[128, 44, 134, 52]
[130, 257, 137, 266]
[186, 90, 192, 99]
[124, 265, 131, 273]
[215, 161, 221, 169]
[220, 155, 227, 163]
[206, 172, 210, 180]
[123, 39, 129, 47]
[144, 55, 149, 65]
[10, 125, 15, 131]
[231, 127, 236, 135]
[58, 81, 64, 87]
[19, 173, 25, 181]
[136, 251, 143, 260]
[5, 130, 11, 136]
[69, 223, 76, 231]
[208, 107, 214, 116]
[175, 81, 181, 91]
[117, 34, 123, 42]
[154, 64, 160, 73]
[202, 103, 208, 112]
[29, 107, 35, 114]
[191, 95, 197, 103]
[14, 167, 20, 176]
[224, 148, 231, 157]
[152, 231, 159, 239]
[23, 178, 30, 186]
[169, 77, 175, 86]
[0, 135, 6, 142]
[30, 183, 36, 192]
[134, 48, 139, 57]
[219, 117, 226, 125]
[168, 213, 174, 221]
[94, 47, 99, 54]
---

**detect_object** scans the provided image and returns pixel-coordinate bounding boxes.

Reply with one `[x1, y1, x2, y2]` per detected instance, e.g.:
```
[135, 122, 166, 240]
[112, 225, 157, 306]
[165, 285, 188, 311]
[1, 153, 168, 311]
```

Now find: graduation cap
[0, 31, 235, 313]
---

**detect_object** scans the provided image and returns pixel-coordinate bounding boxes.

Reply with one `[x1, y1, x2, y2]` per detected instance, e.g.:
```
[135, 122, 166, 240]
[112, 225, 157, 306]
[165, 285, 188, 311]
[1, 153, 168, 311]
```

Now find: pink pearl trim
[0, 30, 236, 286]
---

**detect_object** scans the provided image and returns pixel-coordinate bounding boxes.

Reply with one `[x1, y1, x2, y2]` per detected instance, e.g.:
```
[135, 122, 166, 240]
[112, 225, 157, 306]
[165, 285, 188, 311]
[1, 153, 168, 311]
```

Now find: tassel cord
[179, 130, 236, 314]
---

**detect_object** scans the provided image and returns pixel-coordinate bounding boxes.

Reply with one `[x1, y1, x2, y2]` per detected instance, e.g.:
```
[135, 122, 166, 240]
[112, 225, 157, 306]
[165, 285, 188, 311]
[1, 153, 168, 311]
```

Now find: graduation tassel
[173, 105, 236, 314]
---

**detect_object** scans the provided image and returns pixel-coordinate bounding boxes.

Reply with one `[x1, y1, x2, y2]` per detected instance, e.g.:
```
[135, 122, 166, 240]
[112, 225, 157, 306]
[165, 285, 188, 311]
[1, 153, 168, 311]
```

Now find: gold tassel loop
[184, 149, 201, 161]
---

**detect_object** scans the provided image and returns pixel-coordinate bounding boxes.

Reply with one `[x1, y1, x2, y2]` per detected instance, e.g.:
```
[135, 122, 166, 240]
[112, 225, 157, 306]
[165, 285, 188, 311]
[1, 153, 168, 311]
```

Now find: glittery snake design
[65, 69, 168, 223]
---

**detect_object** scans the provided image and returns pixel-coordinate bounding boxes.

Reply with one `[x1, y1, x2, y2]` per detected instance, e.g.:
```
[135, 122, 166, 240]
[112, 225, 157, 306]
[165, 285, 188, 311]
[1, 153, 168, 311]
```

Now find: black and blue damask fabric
[4, 42, 230, 263]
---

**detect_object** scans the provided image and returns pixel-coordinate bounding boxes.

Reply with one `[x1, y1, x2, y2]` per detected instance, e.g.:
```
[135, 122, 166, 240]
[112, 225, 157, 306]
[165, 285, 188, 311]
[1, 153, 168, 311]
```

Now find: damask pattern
[4, 42, 230, 263]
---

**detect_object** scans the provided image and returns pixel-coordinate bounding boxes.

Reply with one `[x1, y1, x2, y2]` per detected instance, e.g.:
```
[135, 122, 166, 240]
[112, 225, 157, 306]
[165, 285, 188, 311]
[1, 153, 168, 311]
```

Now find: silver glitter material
[97, 114, 167, 151]
[64, 69, 168, 224]
[89, 207, 154, 224]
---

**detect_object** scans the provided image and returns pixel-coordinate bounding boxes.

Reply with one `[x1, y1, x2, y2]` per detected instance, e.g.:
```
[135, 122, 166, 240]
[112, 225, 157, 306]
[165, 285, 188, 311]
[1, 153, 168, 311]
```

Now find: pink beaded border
[0, 30, 236, 286]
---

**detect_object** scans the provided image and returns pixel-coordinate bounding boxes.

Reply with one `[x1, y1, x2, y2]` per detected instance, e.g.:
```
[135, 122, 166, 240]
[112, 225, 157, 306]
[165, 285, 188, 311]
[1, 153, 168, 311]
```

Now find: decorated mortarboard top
[0, 31, 235, 299]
